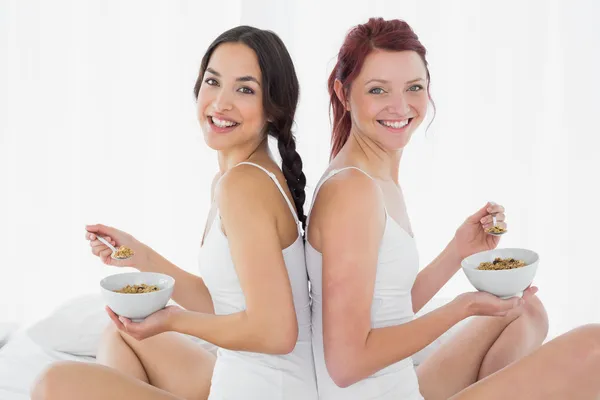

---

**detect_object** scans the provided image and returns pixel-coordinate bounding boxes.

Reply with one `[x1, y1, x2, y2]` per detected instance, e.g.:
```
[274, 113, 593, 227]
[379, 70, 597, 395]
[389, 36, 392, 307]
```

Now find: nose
[387, 92, 411, 116]
[212, 89, 233, 112]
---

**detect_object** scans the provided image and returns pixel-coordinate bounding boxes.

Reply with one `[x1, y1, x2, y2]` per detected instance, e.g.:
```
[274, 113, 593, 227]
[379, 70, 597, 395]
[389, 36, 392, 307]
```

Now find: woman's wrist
[446, 237, 463, 261]
[138, 243, 158, 272]
[436, 238, 463, 274]
[450, 293, 475, 320]
[167, 308, 188, 333]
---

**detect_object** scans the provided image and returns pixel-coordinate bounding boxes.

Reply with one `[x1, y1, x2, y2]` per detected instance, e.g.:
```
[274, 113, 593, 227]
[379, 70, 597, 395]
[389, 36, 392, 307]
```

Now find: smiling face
[343, 49, 429, 151]
[196, 42, 267, 151]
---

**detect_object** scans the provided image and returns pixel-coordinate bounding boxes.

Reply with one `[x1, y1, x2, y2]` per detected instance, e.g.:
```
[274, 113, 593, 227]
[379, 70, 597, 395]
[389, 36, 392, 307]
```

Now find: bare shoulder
[308, 168, 385, 250]
[314, 168, 383, 218]
[216, 163, 279, 214]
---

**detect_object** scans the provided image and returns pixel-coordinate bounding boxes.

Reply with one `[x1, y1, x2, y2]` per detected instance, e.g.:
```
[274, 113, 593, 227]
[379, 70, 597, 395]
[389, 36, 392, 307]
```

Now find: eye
[237, 87, 255, 95]
[408, 84, 424, 92]
[369, 87, 386, 95]
[205, 78, 218, 86]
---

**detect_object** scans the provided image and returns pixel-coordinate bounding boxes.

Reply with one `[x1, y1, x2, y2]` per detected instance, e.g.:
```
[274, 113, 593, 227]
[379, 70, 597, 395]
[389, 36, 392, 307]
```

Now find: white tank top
[198, 162, 318, 400]
[305, 167, 424, 400]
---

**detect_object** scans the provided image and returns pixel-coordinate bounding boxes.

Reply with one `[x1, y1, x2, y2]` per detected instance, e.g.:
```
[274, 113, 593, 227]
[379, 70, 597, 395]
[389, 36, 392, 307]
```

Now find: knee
[102, 321, 120, 337]
[30, 361, 77, 400]
[521, 295, 549, 340]
[101, 321, 129, 344]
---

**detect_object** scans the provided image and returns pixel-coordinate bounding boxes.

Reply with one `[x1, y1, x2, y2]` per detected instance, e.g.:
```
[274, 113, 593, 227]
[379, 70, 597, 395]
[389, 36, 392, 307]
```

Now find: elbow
[254, 314, 298, 355]
[269, 317, 298, 354]
[270, 332, 297, 354]
[328, 367, 358, 388]
[323, 337, 365, 387]
[325, 357, 360, 388]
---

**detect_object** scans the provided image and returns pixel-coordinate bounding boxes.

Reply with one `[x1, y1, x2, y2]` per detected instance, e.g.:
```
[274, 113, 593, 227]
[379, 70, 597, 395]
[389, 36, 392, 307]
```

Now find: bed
[0, 331, 94, 400]
[0, 295, 462, 399]
[0, 295, 108, 400]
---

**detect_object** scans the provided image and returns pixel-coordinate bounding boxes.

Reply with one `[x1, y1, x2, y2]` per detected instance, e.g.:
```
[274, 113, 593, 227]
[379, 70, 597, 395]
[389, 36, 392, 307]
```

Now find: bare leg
[97, 323, 149, 382]
[478, 295, 548, 379]
[451, 323, 600, 400]
[31, 361, 182, 400]
[96, 324, 216, 399]
[417, 296, 548, 400]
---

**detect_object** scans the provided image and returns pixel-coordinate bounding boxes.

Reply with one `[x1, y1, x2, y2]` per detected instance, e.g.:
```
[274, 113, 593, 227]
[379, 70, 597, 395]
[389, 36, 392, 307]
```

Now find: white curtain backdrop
[1, 0, 599, 340]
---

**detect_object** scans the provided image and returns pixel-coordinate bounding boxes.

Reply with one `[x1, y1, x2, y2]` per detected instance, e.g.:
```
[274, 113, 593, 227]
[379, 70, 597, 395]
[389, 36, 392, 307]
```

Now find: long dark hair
[194, 26, 307, 231]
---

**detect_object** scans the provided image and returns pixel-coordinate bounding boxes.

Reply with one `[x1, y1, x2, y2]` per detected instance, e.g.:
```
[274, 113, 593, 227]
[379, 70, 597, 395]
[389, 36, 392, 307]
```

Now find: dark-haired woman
[32, 26, 318, 400]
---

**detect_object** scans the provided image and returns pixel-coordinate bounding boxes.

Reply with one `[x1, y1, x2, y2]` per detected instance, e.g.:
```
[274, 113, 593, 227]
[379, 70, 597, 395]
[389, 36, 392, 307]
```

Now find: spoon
[94, 235, 134, 260]
[486, 214, 507, 236]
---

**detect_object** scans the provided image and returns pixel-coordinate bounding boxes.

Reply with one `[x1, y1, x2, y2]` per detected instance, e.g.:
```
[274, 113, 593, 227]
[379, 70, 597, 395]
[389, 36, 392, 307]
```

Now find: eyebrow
[206, 67, 261, 86]
[364, 77, 426, 86]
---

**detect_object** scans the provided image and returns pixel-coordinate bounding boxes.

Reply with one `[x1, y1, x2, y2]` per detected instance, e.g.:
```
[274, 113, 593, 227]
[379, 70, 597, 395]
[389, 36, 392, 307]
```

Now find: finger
[118, 315, 133, 327]
[92, 247, 108, 258]
[90, 239, 116, 248]
[480, 213, 506, 225]
[91, 244, 108, 255]
[522, 286, 539, 300]
[98, 247, 113, 256]
[499, 296, 523, 311]
[86, 224, 118, 238]
[91, 241, 110, 252]
[105, 307, 126, 331]
[118, 317, 142, 339]
[94, 236, 115, 245]
[486, 202, 505, 215]
[86, 232, 108, 242]
[86, 224, 109, 233]
[99, 248, 113, 261]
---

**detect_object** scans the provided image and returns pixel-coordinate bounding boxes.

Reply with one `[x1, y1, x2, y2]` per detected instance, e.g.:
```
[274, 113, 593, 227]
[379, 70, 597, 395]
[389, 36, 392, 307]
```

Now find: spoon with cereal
[95, 235, 135, 260]
[486, 213, 507, 236]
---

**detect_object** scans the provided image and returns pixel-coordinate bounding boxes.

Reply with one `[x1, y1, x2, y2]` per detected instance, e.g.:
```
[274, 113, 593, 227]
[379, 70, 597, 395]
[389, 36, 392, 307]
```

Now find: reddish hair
[328, 17, 434, 159]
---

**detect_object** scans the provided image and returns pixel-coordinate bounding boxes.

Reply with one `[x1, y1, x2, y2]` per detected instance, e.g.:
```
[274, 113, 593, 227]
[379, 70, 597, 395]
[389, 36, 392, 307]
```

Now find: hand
[85, 224, 149, 269]
[457, 286, 538, 317]
[452, 202, 507, 260]
[106, 305, 184, 341]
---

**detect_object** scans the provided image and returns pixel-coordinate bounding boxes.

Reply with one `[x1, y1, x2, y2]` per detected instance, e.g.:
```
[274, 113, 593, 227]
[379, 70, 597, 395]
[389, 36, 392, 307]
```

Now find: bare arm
[86, 225, 215, 314]
[141, 249, 214, 314]
[411, 202, 504, 313]
[410, 239, 462, 313]
[170, 166, 298, 354]
[318, 172, 518, 388]
[137, 173, 222, 314]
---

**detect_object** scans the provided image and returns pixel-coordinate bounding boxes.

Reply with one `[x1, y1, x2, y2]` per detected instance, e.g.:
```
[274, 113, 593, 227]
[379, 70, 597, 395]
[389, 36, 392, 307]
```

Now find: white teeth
[380, 119, 409, 129]
[212, 116, 238, 128]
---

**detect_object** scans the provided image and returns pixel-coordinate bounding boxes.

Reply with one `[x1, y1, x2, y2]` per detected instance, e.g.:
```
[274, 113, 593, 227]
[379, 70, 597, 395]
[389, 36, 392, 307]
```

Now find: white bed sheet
[0, 324, 18, 350]
[0, 296, 470, 400]
[0, 331, 94, 400]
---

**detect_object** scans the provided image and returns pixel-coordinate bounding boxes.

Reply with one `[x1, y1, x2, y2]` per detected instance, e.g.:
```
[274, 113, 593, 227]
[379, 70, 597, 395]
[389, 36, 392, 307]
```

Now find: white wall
[1, 0, 599, 339]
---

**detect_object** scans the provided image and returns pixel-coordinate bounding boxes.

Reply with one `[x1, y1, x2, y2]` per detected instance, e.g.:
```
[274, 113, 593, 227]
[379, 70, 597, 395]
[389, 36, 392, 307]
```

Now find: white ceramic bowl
[100, 272, 175, 321]
[461, 248, 539, 298]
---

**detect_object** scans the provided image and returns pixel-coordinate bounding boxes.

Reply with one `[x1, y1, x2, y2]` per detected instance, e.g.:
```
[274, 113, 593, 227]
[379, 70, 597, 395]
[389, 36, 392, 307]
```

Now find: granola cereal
[486, 226, 507, 234]
[113, 246, 134, 259]
[477, 257, 526, 270]
[114, 284, 160, 294]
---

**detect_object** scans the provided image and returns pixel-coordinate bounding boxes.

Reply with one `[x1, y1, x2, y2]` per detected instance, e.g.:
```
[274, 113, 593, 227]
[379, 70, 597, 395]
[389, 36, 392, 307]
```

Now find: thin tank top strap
[234, 162, 303, 235]
[307, 166, 386, 226]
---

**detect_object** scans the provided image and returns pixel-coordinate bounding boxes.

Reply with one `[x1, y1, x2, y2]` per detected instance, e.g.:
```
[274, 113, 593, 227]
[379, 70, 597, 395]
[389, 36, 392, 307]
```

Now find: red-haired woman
[306, 17, 600, 400]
